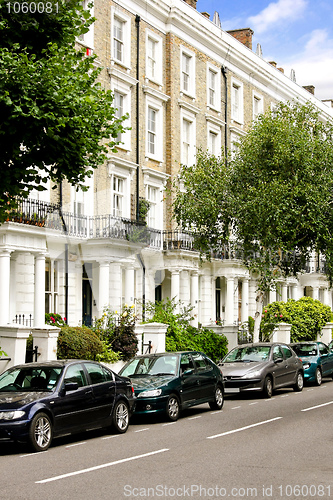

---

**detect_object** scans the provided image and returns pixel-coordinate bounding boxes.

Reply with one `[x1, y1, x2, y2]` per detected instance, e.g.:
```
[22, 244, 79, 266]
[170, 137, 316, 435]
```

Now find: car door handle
[85, 389, 93, 395]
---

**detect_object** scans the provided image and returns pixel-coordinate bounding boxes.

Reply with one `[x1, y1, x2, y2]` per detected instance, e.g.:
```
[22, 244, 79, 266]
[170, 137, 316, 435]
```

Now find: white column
[190, 272, 199, 327]
[0, 250, 11, 325]
[312, 286, 319, 301]
[225, 277, 234, 325]
[180, 270, 190, 306]
[323, 288, 331, 307]
[98, 261, 110, 317]
[171, 270, 180, 313]
[241, 278, 249, 324]
[34, 253, 46, 327]
[124, 267, 135, 305]
[145, 270, 155, 305]
[200, 272, 212, 325]
[269, 288, 277, 304]
[9, 253, 17, 325]
[281, 283, 288, 302]
[109, 262, 122, 312]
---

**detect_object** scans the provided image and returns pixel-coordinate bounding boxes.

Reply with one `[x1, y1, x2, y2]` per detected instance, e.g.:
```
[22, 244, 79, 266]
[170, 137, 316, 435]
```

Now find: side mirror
[182, 368, 194, 376]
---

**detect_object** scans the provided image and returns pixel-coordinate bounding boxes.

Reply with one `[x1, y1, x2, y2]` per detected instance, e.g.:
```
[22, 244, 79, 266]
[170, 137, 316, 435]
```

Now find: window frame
[231, 78, 244, 124]
[146, 30, 163, 85]
[180, 46, 195, 98]
[111, 7, 131, 69]
[207, 64, 221, 112]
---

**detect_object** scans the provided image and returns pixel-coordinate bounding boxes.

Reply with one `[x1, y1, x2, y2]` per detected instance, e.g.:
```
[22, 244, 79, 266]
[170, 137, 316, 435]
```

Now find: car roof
[7, 360, 102, 370]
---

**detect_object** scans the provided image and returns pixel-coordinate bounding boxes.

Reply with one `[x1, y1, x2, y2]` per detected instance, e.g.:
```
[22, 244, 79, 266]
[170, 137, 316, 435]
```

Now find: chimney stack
[227, 28, 254, 50]
[303, 85, 315, 95]
[183, 0, 197, 8]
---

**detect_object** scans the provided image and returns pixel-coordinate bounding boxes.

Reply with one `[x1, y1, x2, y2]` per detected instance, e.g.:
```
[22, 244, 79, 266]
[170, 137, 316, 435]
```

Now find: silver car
[219, 343, 304, 398]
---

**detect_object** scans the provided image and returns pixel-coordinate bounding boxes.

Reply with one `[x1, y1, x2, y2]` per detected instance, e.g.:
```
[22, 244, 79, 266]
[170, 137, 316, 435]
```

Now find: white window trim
[76, 0, 94, 50]
[180, 46, 196, 98]
[207, 121, 222, 157]
[107, 156, 136, 219]
[252, 91, 263, 121]
[111, 7, 131, 70]
[180, 107, 196, 167]
[110, 70, 136, 152]
[145, 30, 163, 86]
[207, 63, 221, 112]
[144, 91, 165, 163]
[142, 167, 169, 230]
[231, 78, 244, 125]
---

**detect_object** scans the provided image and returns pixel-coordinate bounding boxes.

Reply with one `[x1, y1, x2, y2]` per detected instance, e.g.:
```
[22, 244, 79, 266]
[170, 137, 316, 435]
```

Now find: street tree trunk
[253, 291, 264, 342]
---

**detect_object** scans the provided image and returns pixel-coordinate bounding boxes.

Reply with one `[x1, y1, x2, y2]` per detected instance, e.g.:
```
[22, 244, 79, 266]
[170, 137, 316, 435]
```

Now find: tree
[0, 0, 127, 221]
[172, 101, 333, 341]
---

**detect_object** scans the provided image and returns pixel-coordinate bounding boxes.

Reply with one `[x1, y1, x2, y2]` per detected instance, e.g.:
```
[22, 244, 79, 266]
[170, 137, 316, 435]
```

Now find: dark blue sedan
[291, 342, 333, 385]
[0, 360, 135, 452]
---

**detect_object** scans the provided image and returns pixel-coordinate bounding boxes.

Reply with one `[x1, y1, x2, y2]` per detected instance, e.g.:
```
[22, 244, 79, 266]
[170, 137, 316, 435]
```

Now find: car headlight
[241, 370, 261, 379]
[303, 363, 311, 370]
[0, 410, 25, 421]
[137, 389, 162, 398]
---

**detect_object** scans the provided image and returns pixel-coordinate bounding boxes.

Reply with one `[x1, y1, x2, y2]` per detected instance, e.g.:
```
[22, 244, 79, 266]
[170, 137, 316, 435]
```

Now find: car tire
[263, 376, 273, 398]
[209, 385, 224, 410]
[28, 412, 53, 452]
[315, 367, 322, 386]
[112, 400, 130, 433]
[166, 394, 180, 421]
[293, 371, 304, 392]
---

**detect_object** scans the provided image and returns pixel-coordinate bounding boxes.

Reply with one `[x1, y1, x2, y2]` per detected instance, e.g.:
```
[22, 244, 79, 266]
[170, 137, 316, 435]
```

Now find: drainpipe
[135, 15, 141, 222]
[221, 66, 228, 165]
[59, 183, 69, 325]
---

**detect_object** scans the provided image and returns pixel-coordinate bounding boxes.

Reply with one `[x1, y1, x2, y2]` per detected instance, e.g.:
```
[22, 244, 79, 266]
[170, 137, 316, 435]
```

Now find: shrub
[144, 298, 228, 363]
[57, 326, 104, 360]
[92, 305, 138, 361]
[260, 297, 333, 342]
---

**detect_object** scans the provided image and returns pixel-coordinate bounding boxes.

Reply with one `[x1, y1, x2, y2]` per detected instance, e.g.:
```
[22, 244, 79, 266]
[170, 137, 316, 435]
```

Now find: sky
[196, 0, 333, 101]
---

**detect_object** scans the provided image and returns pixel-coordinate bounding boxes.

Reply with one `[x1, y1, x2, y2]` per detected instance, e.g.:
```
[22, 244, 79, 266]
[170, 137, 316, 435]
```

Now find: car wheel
[294, 371, 304, 392]
[315, 367, 322, 386]
[263, 376, 273, 398]
[166, 394, 180, 421]
[112, 400, 129, 433]
[29, 412, 53, 452]
[209, 385, 224, 410]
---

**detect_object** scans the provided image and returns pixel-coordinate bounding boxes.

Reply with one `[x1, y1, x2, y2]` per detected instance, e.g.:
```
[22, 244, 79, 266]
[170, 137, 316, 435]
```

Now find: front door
[82, 264, 93, 326]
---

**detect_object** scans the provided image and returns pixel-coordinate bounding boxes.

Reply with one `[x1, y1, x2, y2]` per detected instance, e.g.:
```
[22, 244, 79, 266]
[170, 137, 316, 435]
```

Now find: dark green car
[119, 351, 224, 421]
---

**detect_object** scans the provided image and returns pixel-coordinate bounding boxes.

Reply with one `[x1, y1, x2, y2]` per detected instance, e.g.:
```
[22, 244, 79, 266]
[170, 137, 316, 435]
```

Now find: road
[1, 380, 333, 500]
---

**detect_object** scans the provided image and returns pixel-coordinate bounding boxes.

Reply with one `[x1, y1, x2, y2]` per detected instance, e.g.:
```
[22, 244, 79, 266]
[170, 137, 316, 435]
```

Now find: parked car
[219, 343, 304, 398]
[119, 351, 224, 421]
[0, 360, 135, 452]
[290, 341, 333, 385]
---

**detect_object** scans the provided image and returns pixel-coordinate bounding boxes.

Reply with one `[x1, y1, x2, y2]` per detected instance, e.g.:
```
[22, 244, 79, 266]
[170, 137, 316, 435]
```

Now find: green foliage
[230, 101, 333, 290]
[171, 148, 231, 256]
[57, 325, 104, 360]
[144, 298, 228, 363]
[92, 305, 138, 361]
[260, 297, 333, 342]
[0, 346, 7, 357]
[45, 313, 66, 327]
[0, 0, 128, 221]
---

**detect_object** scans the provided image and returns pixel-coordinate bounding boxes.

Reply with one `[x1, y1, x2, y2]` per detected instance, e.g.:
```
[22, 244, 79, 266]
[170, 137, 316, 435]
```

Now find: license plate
[225, 387, 240, 393]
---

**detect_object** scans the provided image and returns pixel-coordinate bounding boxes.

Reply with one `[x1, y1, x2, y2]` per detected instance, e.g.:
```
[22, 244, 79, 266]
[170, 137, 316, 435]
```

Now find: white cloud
[248, 0, 308, 34]
[282, 30, 333, 100]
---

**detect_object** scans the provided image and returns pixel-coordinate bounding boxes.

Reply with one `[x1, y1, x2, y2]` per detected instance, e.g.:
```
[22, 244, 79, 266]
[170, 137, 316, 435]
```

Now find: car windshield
[0, 366, 63, 392]
[292, 344, 318, 357]
[223, 346, 271, 363]
[121, 355, 178, 377]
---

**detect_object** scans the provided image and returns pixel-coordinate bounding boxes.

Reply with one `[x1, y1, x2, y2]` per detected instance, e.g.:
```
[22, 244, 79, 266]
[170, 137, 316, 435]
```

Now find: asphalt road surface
[1, 380, 333, 500]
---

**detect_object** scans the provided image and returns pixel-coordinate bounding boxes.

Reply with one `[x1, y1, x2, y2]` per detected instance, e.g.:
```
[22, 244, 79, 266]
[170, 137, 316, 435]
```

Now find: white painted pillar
[9, 253, 17, 325]
[312, 286, 319, 301]
[0, 250, 11, 325]
[109, 262, 122, 312]
[225, 277, 235, 325]
[171, 270, 180, 313]
[269, 288, 277, 304]
[323, 288, 330, 307]
[34, 253, 46, 327]
[180, 270, 190, 306]
[124, 267, 135, 305]
[241, 278, 249, 324]
[98, 261, 110, 317]
[281, 283, 288, 302]
[190, 272, 199, 327]
[145, 270, 155, 305]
